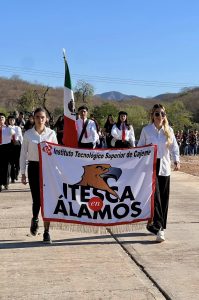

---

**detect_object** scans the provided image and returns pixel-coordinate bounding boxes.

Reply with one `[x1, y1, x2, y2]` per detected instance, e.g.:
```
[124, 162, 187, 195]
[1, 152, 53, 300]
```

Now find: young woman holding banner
[20, 108, 58, 243]
[137, 104, 180, 242]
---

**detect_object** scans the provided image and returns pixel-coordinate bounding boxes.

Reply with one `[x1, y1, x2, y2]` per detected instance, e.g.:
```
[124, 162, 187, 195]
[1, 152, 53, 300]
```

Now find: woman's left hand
[174, 161, 180, 171]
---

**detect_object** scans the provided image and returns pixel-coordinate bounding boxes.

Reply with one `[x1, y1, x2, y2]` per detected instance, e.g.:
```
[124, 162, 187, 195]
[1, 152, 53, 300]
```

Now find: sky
[1, 0, 199, 97]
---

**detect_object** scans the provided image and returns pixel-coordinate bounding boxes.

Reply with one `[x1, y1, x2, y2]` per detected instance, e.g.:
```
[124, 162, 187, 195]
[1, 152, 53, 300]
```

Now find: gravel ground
[179, 155, 199, 177]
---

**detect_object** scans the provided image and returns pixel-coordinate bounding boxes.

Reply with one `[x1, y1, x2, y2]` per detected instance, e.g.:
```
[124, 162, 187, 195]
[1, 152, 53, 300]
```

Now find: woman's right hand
[21, 174, 27, 185]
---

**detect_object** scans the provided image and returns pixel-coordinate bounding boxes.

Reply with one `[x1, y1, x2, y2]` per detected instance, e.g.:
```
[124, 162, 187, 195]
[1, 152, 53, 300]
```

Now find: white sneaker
[156, 229, 165, 242]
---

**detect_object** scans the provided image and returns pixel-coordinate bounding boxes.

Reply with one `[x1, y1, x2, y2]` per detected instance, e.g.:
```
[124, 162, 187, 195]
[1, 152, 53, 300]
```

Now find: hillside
[0, 76, 199, 122]
[0, 76, 63, 112]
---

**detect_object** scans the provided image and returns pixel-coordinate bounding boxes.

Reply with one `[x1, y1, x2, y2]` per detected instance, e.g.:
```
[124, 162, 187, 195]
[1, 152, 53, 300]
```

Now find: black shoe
[146, 224, 159, 235]
[43, 231, 52, 244]
[4, 185, 8, 190]
[30, 218, 39, 236]
[11, 179, 15, 183]
[0, 185, 2, 192]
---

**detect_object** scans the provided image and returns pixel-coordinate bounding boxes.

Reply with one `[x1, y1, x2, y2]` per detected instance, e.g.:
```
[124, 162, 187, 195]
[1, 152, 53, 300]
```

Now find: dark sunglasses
[154, 112, 166, 117]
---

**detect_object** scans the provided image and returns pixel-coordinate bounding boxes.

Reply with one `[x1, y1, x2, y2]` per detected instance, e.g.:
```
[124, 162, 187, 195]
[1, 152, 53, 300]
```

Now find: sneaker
[30, 218, 39, 236]
[146, 224, 159, 235]
[43, 231, 52, 244]
[156, 229, 165, 242]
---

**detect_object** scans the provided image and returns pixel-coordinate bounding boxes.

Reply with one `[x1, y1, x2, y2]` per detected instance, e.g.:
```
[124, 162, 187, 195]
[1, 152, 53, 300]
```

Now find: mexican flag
[62, 50, 78, 147]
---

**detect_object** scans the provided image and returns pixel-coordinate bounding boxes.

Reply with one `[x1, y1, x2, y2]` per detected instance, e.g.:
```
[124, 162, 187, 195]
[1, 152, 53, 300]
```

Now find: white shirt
[111, 124, 135, 147]
[137, 123, 180, 176]
[76, 118, 99, 146]
[0, 126, 15, 145]
[9, 125, 23, 143]
[20, 126, 58, 174]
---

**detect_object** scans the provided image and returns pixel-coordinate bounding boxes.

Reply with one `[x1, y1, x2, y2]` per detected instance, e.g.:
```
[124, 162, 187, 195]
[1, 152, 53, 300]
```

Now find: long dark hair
[104, 114, 114, 128]
[116, 112, 130, 130]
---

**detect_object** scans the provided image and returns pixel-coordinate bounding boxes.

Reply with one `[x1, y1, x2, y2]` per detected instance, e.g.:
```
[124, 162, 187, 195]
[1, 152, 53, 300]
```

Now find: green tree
[74, 80, 94, 109]
[53, 107, 64, 119]
[92, 102, 119, 127]
[127, 105, 148, 138]
[17, 86, 53, 123]
[166, 101, 192, 131]
[0, 106, 8, 116]
[17, 88, 42, 113]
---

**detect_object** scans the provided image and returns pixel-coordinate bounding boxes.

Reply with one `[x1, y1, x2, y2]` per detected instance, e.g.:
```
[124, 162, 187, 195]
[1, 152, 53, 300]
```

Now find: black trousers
[78, 142, 93, 149]
[115, 140, 131, 148]
[10, 142, 21, 181]
[28, 161, 41, 219]
[153, 159, 170, 230]
[0, 143, 11, 186]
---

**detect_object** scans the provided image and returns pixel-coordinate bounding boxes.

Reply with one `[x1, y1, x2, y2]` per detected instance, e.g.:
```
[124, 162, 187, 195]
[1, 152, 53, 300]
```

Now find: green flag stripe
[64, 58, 72, 89]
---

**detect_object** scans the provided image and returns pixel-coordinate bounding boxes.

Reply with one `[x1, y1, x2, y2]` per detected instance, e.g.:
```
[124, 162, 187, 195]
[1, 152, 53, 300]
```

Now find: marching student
[111, 111, 135, 148]
[15, 111, 25, 132]
[104, 114, 115, 148]
[137, 104, 180, 242]
[20, 108, 58, 243]
[0, 113, 15, 192]
[8, 115, 23, 183]
[76, 105, 99, 149]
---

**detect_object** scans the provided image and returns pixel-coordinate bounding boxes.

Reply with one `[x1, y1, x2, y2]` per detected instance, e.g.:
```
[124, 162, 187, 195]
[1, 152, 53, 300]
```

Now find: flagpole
[63, 48, 66, 62]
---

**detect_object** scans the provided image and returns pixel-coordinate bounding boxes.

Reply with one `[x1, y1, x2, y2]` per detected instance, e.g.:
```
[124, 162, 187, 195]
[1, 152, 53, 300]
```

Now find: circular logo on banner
[88, 197, 103, 212]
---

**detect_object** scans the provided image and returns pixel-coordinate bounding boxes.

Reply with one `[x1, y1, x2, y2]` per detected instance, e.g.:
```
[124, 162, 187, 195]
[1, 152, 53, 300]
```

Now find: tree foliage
[92, 102, 119, 127]
[74, 80, 94, 109]
[17, 86, 54, 123]
[127, 105, 149, 137]
[53, 107, 64, 119]
[1, 76, 199, 134]
[165, 101, 193, 130]
[17, 89, 41, 113]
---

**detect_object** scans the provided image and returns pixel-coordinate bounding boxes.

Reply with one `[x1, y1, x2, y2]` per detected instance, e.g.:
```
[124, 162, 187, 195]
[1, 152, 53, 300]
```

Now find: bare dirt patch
[179, 156, 199, 177]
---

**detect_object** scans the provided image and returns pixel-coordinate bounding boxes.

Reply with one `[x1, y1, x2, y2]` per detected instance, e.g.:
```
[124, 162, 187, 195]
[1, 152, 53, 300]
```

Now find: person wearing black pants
[138, 104, 180, 242]
[153, 158, 170, 231]
[0, 113, 15, 192]
[20, 108, 58, 243]
[28, 161, 41, 220]
[8, 115, 23, 183]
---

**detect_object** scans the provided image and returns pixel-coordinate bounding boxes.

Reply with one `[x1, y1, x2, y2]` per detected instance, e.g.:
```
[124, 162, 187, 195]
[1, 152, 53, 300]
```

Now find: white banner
[38, 142, 157, 226]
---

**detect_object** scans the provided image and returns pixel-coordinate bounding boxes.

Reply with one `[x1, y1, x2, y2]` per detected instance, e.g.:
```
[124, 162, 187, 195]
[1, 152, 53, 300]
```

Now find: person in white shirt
[111, 111, 135, 148]
[76, 105, 99, 149]
[0, 113, 15, 192]
[8, 115, 23, 183]
[20, 108, 58, 243]
[137, 104, 180, 242]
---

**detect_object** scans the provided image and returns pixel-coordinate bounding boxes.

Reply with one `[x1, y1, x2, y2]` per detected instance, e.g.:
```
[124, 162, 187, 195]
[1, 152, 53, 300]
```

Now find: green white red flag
[63, 50, 78, 147]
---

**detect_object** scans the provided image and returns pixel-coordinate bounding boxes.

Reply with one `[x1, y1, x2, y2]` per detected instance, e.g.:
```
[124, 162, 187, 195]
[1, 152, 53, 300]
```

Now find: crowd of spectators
[175, 129, 199, 155]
